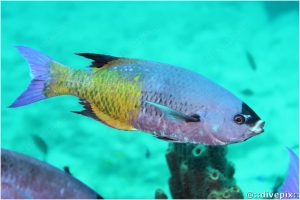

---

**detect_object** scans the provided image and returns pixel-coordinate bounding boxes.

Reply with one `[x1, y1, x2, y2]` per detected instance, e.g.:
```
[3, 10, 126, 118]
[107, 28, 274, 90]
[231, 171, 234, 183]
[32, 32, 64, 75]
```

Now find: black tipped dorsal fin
[75, 53, 122, 69]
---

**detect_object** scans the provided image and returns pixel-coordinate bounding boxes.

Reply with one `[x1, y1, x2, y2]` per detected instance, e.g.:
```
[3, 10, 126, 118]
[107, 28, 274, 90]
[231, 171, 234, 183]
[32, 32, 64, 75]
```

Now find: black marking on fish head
[240, 102, 265, 135]
[241, 102, 261, 126]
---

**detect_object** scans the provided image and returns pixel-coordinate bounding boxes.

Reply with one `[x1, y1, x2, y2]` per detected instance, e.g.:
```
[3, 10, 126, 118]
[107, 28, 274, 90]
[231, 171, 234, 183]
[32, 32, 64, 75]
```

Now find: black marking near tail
[72, 98, 116, 129]
[75, 53, 120, 68]
[241, 102, 261, 126]
[71, 99, 99, 121]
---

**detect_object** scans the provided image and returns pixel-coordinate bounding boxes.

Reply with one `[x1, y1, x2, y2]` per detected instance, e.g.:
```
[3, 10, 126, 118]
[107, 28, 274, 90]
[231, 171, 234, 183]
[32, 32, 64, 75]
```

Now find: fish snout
[250, 120, 265, 134]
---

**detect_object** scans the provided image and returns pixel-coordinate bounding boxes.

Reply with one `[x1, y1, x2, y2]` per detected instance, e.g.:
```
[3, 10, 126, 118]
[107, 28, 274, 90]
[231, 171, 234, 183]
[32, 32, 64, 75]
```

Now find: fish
[31, 134, 48, 160]
[240, 88, 254, 96]
[246, 50, 257, 71]
[9, 46, 265, 145]
[1, 148, 103, 199]
[146, 148, 150, 158]
[278, 147, 299, 198]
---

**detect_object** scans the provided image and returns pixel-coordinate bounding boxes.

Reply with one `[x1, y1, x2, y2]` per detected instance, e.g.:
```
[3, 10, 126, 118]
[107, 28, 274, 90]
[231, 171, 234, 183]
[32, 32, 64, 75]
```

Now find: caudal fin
[279, 147, 299, 196]
[9, 46, 55, 108]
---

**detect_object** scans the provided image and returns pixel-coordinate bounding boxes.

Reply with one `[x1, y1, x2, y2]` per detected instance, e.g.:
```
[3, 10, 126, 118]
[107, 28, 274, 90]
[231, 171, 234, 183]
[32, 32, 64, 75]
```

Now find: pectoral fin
[144, 100, 200, 123]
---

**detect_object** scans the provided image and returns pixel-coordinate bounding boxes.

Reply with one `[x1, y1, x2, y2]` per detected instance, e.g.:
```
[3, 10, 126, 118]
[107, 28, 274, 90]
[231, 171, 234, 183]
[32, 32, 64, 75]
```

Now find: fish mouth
[250, 120, 265, 134]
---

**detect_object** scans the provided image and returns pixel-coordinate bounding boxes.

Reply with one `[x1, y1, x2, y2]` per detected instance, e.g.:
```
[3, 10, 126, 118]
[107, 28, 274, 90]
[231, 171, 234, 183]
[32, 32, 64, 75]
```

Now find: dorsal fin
[75, 53, 121, 69]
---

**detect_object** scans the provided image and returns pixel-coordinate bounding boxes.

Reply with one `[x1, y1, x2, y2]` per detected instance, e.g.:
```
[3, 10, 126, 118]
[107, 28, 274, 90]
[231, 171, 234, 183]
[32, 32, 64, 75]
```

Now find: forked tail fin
[279, 147, 299, 196]
[9, 46, 55, 108]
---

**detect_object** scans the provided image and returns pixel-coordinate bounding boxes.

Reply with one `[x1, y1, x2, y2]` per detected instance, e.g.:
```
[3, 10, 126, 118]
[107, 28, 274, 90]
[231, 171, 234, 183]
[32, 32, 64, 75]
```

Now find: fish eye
[234, 114, 245, 125]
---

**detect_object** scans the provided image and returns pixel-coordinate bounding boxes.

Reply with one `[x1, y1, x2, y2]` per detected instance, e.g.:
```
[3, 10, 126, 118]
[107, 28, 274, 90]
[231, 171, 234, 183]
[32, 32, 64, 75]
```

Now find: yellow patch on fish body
[43, 61, 74, 96]
[45, 61, 142, 130]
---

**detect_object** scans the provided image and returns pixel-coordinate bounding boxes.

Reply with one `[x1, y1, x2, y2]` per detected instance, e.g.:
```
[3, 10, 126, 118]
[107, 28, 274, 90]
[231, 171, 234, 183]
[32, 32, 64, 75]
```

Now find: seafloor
[1, 2, 299, 198]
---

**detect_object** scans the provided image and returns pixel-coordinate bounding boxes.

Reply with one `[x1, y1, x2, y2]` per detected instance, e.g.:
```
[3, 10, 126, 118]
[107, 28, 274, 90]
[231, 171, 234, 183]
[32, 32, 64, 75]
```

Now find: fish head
[199, 102, 264, 145]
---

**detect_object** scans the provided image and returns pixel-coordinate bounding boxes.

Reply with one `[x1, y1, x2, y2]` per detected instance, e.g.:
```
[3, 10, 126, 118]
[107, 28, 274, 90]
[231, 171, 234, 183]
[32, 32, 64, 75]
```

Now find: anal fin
[72, 99, 136, 131]
[72, 99, 99, 121]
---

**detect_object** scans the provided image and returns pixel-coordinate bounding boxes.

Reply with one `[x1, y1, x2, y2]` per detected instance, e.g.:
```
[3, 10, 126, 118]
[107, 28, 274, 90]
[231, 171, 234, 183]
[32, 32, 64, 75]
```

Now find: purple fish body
[108, 60, 264, 144]
[10, 46, 264, 145]
[1, 148, 102, 199]
[279, 147, 299, 198]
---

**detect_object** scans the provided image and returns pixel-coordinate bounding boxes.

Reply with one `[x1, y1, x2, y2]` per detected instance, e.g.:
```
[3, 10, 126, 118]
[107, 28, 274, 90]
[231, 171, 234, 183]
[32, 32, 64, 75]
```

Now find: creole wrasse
[1, 148, 102, 199]
[9, 46, 265, 145]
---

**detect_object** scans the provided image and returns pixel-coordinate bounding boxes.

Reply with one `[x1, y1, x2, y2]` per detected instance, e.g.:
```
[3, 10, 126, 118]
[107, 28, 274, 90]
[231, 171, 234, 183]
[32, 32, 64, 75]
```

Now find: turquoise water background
[1, 2, 299, 198]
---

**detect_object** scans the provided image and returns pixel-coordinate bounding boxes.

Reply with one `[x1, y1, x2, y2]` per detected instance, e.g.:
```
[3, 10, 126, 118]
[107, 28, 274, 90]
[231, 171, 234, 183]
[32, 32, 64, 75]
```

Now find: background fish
[1, 148, 102, 199]
[278, 147, 299, 198]
[246, 50, 257, 71]
[31, 134, 48, 161]
[9, 46, 264, 145]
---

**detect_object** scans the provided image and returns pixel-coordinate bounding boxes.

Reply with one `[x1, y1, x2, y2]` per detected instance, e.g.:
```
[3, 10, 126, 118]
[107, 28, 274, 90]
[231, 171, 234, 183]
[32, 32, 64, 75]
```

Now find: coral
[156, 143, 244, 199]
